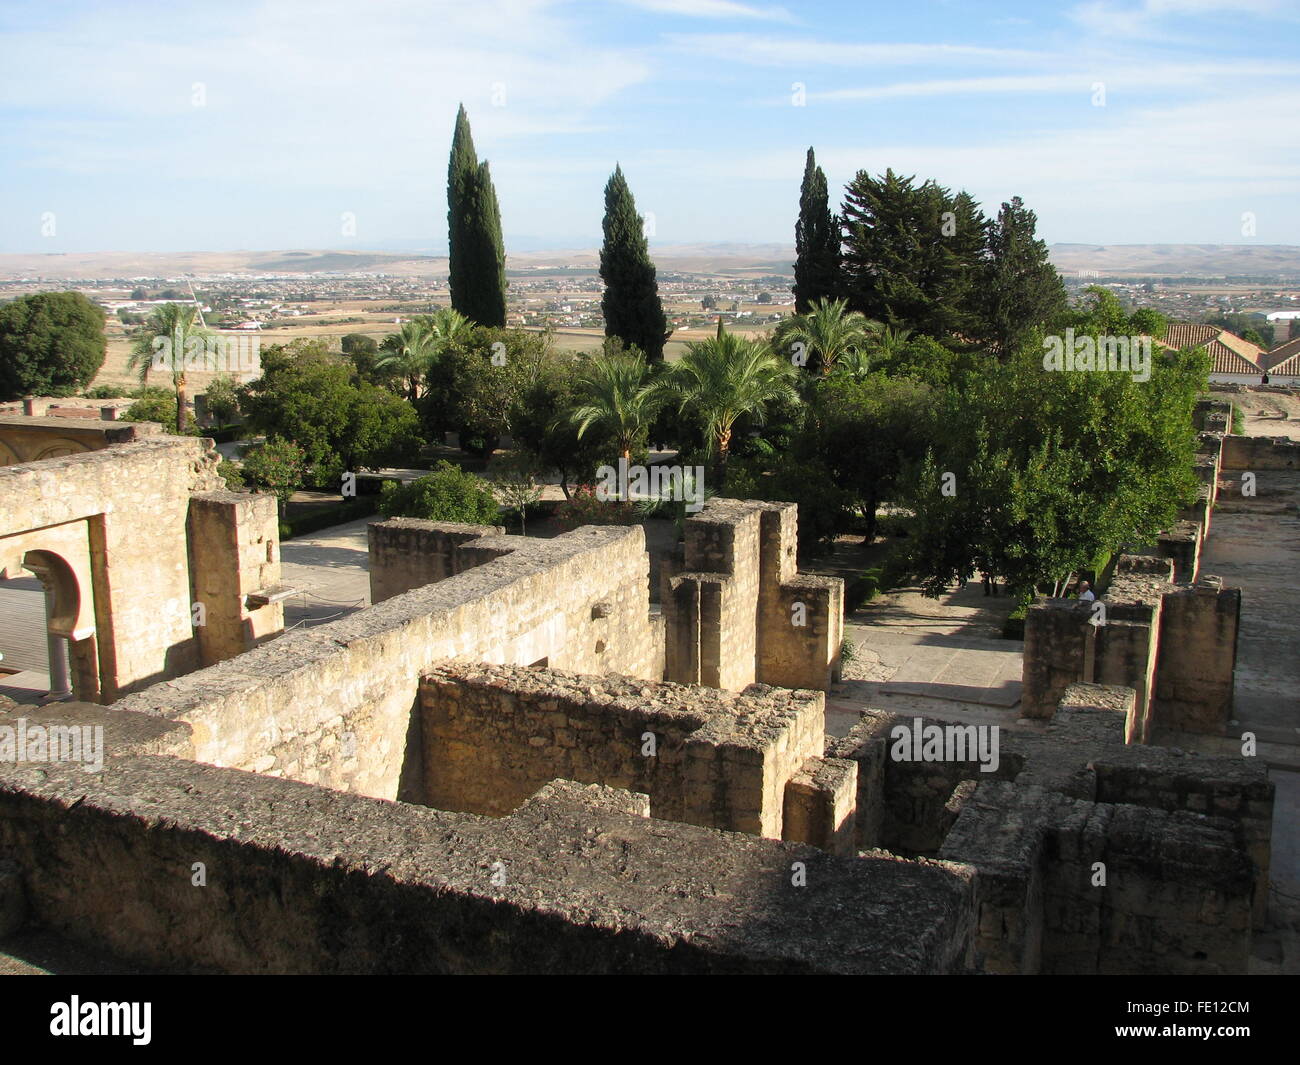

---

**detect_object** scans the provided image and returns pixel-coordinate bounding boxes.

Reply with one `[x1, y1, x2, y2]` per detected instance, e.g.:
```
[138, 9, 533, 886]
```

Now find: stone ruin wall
[0, 433, 277, 702]
[115, 524, 665, 800]
[663, 499, 843, 692]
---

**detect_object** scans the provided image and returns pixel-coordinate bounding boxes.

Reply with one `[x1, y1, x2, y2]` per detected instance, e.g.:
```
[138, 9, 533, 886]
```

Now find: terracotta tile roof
[1265, 336, 1300, 374]
[1159, 323, 1264, 375]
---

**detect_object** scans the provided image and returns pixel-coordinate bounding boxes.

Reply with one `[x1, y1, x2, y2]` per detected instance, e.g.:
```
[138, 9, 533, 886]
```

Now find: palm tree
[661, 327, 799, 485]
[376, 320, 441, 402]
[569, 350, 661, 464]
[772, 296, 881, 376]
[127, 302, 212, 433]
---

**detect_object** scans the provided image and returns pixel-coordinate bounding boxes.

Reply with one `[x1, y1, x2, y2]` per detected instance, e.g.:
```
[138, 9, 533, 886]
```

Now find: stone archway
[0, 528, 101, 703]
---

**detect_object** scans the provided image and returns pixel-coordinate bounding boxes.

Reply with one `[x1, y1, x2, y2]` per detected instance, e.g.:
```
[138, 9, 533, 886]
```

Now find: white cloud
[663, 32, 1041, 66]
[620, 0, 794, 20]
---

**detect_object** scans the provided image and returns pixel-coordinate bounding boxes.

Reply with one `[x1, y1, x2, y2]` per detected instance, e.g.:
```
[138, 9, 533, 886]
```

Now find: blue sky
[2, 0, 1298, 254]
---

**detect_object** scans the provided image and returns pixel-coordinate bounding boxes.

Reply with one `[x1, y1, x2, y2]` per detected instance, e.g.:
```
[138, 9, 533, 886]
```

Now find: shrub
[377, 461, 499, 524]
[86, 384, 132, 399]
[122, 388, 178, 426]
[242, 437, 306, 509]
[217, 460, 245, 490]
[203, 375, 241, 424]
[554, 484, 639, 531]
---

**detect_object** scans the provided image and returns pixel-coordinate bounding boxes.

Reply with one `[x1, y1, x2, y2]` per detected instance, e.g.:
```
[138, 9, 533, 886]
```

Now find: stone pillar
[40, 580, 72, 700]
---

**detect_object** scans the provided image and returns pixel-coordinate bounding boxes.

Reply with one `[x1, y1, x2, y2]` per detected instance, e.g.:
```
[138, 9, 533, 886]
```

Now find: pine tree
[599, 165, 669, 361]
[982, 196, 1066, 359]
[793, 148, 840, 313]
[840, 168, 986, 341]
[446, 105, 507, 327]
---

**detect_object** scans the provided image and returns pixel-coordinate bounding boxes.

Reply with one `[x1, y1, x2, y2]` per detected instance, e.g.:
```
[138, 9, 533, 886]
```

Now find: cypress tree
[447, 105, 507, 327]
[793, 148, 840, 313]
[599, 165, 669, 361]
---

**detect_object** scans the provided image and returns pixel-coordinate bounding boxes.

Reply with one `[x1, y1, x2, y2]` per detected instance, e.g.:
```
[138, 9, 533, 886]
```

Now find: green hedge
[279, 497, 377, 540]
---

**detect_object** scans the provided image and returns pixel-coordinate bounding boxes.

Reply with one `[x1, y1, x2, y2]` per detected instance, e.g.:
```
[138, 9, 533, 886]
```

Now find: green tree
[378, 461, 499, 524]
[901, 340, 1209, 601]
[599, 165, 670, 361]
[376, 320, 441, 402]
[510, 354, 611, 498]
[126, 302, 213, 432]
[981, 196, 1067, 359]
[488, 452, 545, 534]
[773, 296, 879, 377]
[121, 387, 179, 428]
[793, 147, 841, 313]
[0, 291, 106, 400]
[423, 326, 550, 456]
[203, 375, 241, 424]
[241, 437, 306, 512]
[661, 329, 799, 484]
[811, 372, 933, 543]
[447, 105, 507, 327]
[840, 168, 988, 341]
[569, 348, 662, 463]
[1128, 307, 1168, 340]
[239, 339, 422, 482]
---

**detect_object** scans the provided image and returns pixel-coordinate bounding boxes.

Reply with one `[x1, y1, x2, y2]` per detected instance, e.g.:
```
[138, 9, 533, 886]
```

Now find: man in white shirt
[1077, 580, 1095, 602]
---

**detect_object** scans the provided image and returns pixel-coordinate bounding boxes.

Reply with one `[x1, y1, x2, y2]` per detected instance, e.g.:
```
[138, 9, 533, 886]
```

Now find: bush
[86, 384, 131, 399]
[122, 388, 178, 426]
[203, 375, 241, 424]
[217, 460, 245, 490]
[242, 437, 306, 508]
[554, 484, 639, 531]
[377, 461, 499, 524]
[1002, 604, 1028, 641]
[1231, 406, 1245, 435]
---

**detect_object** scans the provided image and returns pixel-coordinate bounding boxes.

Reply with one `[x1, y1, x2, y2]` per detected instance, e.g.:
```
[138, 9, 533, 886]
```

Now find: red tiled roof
[1265, 336, 1300, 374]
[1159, 323, 1264, 375]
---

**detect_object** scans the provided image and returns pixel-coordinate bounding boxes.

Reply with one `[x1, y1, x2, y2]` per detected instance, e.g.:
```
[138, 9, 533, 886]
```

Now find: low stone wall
[1222, 434, 1300, 471]
[1022, 556, 1240, 737]
[419, 663, 825, 838]
[0, 752, 977, 974]
[116, 525, 664, 801]
[0, 415, 160, 465]
[368, 518, 504, 603]
[825, 683, 1272, 972]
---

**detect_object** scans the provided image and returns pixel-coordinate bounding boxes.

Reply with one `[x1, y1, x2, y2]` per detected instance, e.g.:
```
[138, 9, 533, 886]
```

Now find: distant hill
[2, 243, 1299, 281]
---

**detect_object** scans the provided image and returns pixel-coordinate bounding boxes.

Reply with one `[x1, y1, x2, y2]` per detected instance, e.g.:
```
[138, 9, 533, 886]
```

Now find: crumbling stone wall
[418, 663, 825, 838]
[118, 526, 665, 799]
[0, 745, 977, 974]
[0, 436, 230, 701]
[825, 683, 1271, 973]
[1221, 434, 1300, 470]
[187, 491, 284, 666]
[1022, 555, 1240, 737]
[664, 499, 843, 691]
[0, 415, 160, 465]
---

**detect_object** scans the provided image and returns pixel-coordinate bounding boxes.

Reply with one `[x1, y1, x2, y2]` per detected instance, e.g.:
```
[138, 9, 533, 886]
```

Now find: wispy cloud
[665, 32, 1040, 65]
[620, 0, 795, 22]
[1069, 0, 1289, 39]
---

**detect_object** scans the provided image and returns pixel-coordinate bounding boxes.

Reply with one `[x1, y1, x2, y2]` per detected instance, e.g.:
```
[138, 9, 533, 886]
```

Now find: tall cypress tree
[599, 165, 669, 361]
[793, 148, 840, 313]
[447, 105, 507, 327]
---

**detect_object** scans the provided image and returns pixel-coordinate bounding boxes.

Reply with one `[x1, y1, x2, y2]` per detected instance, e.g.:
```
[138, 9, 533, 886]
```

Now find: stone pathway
[826, 581, 1027, 739]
